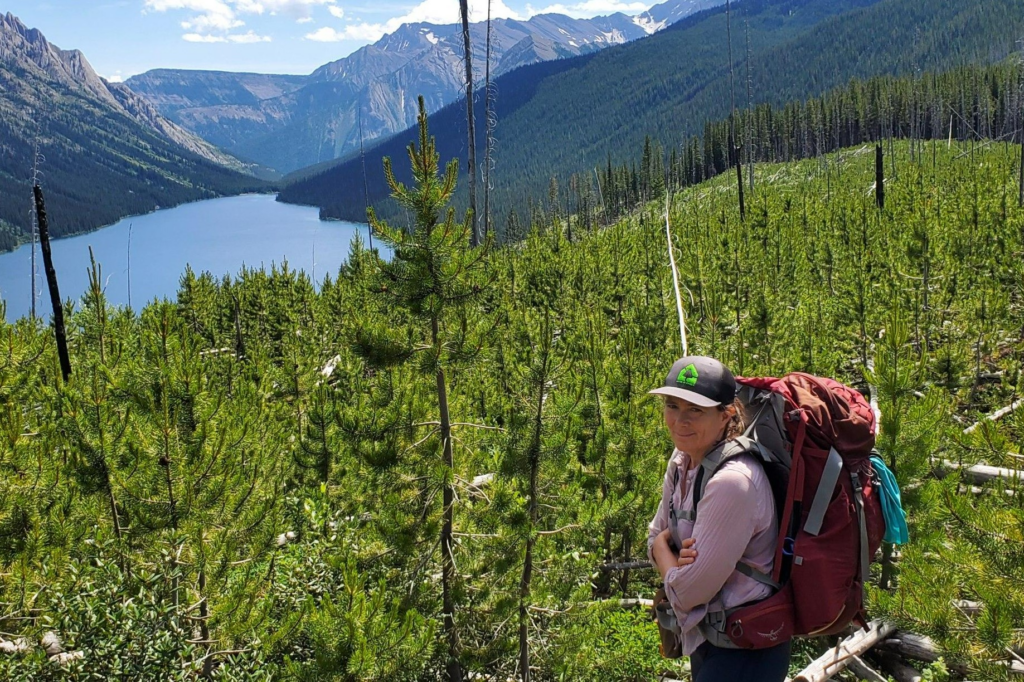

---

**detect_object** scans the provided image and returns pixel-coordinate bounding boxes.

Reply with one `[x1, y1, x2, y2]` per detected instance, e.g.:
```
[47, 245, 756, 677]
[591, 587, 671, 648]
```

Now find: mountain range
[125, 0, 724, 174]
[0, 12, 268, 253]
[278, 0, 1024, 231]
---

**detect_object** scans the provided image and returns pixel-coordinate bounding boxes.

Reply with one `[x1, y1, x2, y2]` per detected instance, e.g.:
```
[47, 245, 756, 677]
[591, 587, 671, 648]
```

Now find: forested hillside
[0, 14, 270, 255]
[2, 81, 1023, 679]
[124, 0, 720, 174]
[279, 0, 1024, 235]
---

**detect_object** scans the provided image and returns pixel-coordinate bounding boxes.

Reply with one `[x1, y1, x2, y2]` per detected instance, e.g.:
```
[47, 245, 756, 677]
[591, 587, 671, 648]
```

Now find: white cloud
[182, 29, 271, 41]
[328, 5, 344, 18]
[305, 25, 373, 41]
[229, 30, 273, 41]
[235, 0, 337, 18]
[313, 0, 522, 44]
[147, 0, 239, 30]
[146, 0, 339, 40]
[183, 32, 229, 41]
[181, 14, 245, 30]
[526, 0, 651, 17]
[297, 16, 314, 22]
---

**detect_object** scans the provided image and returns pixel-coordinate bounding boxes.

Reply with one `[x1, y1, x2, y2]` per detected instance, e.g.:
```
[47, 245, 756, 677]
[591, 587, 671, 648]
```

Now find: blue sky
[3, 0, 653, 79]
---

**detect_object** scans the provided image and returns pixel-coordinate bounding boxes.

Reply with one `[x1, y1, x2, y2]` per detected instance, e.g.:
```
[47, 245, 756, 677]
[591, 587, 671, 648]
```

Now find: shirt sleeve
[663, 464, 761, 615]
[647, 455, 676, 563]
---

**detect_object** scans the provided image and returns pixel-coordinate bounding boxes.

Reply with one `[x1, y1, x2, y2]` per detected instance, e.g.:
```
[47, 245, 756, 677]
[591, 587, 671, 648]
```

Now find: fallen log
[937, 461, 1023, 486]
[952, 599, 983, 617]
[963, 399, 1024, 434]
[793, 620, 897, 682]
[847, 654, 888, 682]
[875, 651, 923, 682]
[878, 632, 969, 676]
[599, 560, 653, 572]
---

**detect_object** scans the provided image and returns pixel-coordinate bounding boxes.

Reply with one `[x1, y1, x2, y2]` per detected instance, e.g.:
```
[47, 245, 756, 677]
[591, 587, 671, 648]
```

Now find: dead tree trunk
[358, 103, 374, 250]
[736, 140, 746, 222]
[519, 347, 548, 682]
[483, 0, 494, 238]
[726, 2, 744, 221]
[1018, 125, 1023, 208]
[876, 144, 885, 210]
[434, 317, 462, 682]
[33, 185, 71, 382]
[745, 17, 754, 192]
[459, 0, 478, 246]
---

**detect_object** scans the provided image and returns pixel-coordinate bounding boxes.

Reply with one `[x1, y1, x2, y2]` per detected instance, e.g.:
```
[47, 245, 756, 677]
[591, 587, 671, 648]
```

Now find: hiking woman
[647, 356, 791, 682]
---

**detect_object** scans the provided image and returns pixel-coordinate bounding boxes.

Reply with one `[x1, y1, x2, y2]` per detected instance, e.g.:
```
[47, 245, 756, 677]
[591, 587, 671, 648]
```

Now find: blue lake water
[0, 195, 379, 323]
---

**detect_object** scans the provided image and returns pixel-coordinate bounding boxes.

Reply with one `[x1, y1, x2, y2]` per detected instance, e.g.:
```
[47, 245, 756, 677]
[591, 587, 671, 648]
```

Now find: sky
[2, 0, 654, 79]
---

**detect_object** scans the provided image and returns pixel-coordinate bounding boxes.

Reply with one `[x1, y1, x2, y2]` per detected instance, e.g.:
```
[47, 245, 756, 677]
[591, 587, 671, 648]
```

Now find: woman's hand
[676, 537, 698, 567]
[653, 531, 699, 579]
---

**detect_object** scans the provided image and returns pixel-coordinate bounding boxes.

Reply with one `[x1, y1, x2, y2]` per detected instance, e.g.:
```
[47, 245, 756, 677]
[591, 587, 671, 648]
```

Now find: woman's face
[662, 396, 733, 458]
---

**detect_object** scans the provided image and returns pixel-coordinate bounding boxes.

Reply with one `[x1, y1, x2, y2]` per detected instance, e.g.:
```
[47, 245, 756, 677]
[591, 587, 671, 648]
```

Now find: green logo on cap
[677, 363, 699, 387]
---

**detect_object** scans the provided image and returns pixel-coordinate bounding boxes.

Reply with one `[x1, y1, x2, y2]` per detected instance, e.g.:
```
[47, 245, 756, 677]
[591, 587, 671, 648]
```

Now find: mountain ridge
[278, 0, 1024, 231]
[0, 13, 270, 253]
[125, 0, 721, 173]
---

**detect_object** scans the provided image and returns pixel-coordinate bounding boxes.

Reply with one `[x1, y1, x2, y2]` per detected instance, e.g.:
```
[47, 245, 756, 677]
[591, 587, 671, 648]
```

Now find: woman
[647, 356, 790, 681]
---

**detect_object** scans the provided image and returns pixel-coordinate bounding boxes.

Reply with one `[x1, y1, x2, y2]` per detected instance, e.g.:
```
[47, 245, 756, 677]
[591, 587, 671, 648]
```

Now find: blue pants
[690, 640, 791, 682]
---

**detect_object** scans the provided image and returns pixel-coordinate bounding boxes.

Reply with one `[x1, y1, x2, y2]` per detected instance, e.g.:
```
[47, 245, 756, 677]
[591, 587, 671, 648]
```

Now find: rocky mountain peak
[0, 12, 118, 107]
[1, 12, 254, 173]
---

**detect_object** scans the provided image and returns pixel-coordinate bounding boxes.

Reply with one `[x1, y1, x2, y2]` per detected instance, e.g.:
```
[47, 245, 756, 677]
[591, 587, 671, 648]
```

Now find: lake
[0, 195, 379, 323]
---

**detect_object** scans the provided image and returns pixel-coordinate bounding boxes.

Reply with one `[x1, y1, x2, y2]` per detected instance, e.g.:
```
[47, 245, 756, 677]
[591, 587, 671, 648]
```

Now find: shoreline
[0, 191, 282, 257]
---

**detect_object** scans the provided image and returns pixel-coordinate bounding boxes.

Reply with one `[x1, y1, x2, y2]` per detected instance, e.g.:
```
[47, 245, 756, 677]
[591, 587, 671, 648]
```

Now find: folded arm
[662, 466, 760, 614]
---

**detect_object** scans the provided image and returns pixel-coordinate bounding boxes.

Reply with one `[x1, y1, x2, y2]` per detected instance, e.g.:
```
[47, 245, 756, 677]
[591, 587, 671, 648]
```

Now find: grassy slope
[3, 138, 1024, 679]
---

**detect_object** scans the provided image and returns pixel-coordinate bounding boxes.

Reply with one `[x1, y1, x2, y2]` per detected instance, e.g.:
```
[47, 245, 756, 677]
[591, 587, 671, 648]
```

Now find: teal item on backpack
[870, 455, 909, 545]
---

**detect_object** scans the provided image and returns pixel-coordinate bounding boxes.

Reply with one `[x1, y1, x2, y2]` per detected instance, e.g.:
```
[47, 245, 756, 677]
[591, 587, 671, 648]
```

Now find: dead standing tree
[483, 0, 496, 238]
[460, 0, 479, 245]
[33, 185, 71, 382]
[726, 0, 745, 221]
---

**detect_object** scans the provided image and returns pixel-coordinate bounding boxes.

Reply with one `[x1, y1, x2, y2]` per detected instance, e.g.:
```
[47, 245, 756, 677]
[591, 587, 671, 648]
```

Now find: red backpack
[686, 373, 886, 649]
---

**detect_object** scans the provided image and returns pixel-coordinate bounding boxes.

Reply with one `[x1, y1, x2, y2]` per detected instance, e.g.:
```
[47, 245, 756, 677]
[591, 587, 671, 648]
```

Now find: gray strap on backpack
[734, 561, 781, 591]
[851, 471, 870, 591]
[804, 447, 844, 536]
[698, 607, 745, 649]
[655, 599, 681, 635]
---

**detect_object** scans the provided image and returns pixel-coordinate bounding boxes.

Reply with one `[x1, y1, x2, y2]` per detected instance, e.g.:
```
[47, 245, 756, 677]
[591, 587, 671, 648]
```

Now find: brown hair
[718, 398, 746, 439]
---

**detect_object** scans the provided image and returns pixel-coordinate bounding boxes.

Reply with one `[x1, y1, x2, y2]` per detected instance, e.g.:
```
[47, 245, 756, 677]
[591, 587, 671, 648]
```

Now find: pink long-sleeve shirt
[647, 448, 778, 656]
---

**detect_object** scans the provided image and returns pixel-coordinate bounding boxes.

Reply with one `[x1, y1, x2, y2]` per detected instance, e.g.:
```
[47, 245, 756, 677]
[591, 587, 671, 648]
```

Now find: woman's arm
[662, 465, 761, 614]
[646, 455, 677, 563]
[654, 533, 697, 578]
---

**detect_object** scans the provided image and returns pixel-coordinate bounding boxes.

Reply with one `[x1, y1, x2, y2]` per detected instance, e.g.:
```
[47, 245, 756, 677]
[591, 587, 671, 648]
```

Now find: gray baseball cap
[649, 356, 737, 407]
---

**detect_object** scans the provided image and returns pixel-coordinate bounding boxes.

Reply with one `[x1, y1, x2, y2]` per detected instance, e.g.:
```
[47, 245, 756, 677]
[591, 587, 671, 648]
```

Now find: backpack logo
[678, 364, 699, 387]
[757, 625, 784, 642]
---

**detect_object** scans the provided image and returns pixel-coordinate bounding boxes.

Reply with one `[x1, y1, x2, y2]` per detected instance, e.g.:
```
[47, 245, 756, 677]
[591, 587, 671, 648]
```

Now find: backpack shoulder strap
[691, 436, 760, 515]
[693, 438, 781, 594]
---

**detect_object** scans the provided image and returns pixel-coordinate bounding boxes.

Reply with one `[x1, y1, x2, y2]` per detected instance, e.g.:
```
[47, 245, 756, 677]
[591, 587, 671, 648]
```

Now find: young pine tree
[365, 96, 491, 682]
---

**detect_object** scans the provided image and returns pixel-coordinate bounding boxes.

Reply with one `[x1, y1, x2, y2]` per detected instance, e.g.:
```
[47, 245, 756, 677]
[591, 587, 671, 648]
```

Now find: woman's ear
[720, 403, 736, 426]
